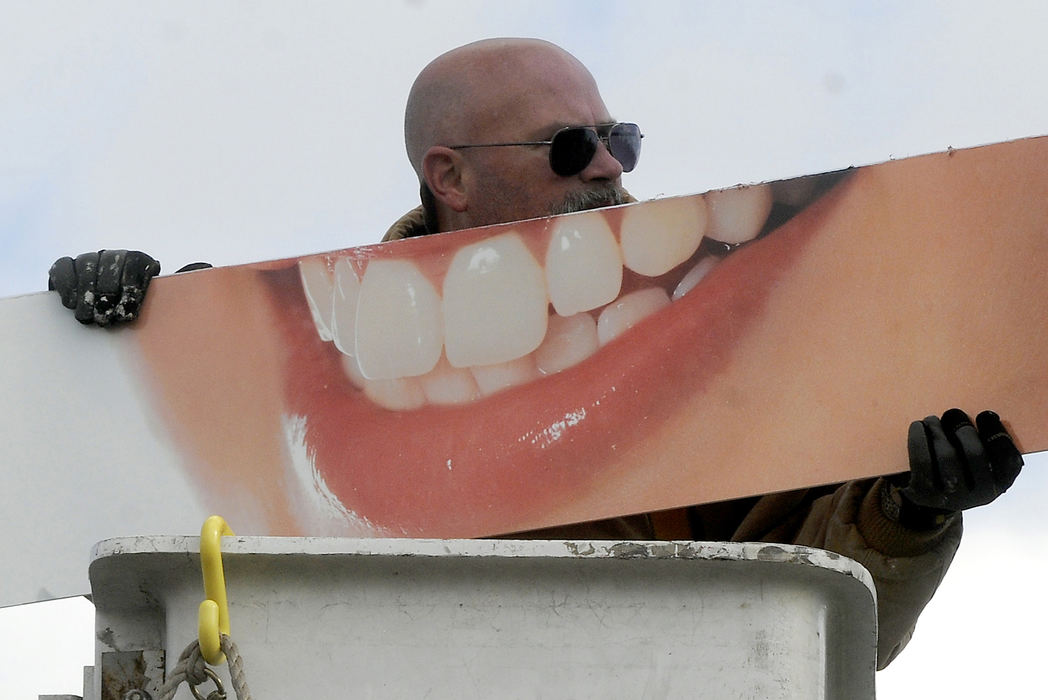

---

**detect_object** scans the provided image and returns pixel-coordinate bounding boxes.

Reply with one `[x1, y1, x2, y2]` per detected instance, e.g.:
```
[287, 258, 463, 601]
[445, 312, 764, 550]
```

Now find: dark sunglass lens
[550, 127, 599, 176]
[608, 123, 641, 172]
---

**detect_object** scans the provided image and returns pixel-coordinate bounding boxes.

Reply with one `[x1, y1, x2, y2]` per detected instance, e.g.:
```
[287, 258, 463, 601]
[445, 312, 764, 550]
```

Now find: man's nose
[579, 141, 624, 181]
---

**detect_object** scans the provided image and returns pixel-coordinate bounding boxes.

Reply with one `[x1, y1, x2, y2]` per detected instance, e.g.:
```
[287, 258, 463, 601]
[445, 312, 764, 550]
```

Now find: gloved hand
[48, 250, 161, 326]
[883, 409, 1024, 529]
[48, 251, 212, 327]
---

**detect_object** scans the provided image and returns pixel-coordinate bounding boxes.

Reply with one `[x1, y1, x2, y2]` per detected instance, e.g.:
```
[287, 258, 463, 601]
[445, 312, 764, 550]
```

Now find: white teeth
[420, 355, 481, 405]
[340, 353, 367, 389]
[704, 184, 773, 244]
[331, 258, 362, 357]
[620, 197, 707, 276]
[672, 256, 719, 300]
[470, 355, 540, 397]
[596, 287, 671, 346]
[325, 186, 778, 410]
[545, 212, 623, 316]
[443, 232, 548, 368]
[298, 258, 335, 342]
[354, 259, 443, 380]
[363, 376, 426, 411]
[535, 313, 600, 375]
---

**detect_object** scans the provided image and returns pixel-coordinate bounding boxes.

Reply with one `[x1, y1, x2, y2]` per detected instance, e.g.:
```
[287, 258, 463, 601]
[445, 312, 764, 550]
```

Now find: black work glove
[48, 251, 212, 327]
[48, 250, 161, 326]
[883, 409, 1024, 529]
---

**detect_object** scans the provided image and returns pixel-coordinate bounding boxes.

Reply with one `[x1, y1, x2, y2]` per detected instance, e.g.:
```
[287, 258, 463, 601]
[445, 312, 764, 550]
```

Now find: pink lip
[262, 181, 848, 537]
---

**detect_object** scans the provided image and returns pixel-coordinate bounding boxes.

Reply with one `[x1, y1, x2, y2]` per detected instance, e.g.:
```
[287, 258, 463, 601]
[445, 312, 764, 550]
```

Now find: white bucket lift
[63, 536, 877, 699]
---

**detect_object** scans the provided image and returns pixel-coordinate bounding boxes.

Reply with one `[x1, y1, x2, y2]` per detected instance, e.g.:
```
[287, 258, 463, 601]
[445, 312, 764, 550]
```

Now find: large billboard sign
[3, 136, 1046, 607]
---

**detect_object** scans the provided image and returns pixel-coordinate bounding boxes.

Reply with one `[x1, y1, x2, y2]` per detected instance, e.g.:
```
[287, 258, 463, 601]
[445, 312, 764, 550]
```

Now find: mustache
[551, 185, 630, 215]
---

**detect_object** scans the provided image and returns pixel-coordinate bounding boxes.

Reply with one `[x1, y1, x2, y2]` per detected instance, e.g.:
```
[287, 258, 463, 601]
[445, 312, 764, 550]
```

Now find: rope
[156, 641, 206, 699]
[156, 634, 253, 700]
[221, 635, 253, 700]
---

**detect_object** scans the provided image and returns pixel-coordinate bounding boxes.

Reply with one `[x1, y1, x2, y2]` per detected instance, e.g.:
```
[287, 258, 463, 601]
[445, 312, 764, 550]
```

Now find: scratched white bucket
[85, 537, 876, 699]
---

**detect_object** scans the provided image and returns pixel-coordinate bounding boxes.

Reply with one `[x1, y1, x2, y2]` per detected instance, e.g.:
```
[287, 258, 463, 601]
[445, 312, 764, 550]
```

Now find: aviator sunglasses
[447, 122, 643, 177]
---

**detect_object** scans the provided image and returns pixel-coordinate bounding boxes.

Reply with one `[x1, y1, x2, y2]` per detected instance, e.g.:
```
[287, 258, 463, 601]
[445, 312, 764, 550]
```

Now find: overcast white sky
[2, 2, 1046, 697]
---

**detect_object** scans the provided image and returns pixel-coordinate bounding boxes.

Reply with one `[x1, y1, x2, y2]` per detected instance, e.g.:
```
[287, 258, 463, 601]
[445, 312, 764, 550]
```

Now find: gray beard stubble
[551, 185, 629, 215]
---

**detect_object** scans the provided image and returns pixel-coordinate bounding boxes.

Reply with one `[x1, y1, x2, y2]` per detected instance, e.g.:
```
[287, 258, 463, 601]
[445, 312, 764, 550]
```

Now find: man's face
[455, 58, 629, 228]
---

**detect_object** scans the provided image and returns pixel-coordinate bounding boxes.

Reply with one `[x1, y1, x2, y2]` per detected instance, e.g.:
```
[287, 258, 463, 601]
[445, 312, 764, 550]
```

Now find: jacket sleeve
[727, 478, 961, 668]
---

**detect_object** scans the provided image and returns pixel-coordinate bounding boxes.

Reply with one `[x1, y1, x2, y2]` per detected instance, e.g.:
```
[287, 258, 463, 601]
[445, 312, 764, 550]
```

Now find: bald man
[47, 38, 1023, 669]
[384, 38, 632, 241]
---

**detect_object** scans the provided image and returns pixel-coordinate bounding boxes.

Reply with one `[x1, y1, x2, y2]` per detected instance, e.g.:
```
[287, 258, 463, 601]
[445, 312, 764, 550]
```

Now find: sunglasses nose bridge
[580, 131, 624, 180]
[590, 129, 622, 163]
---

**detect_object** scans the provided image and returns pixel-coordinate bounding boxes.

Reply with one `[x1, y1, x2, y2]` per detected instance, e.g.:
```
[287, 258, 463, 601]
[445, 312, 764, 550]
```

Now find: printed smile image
[132, 136, 1048, 539]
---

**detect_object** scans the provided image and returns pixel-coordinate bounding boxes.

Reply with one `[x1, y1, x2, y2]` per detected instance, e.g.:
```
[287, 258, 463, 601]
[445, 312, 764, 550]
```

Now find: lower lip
[263, 183, 845, 536]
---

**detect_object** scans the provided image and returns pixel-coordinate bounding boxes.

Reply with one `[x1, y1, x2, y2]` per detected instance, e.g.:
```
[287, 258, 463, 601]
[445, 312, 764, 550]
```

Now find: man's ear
[421, 147, 469, 213]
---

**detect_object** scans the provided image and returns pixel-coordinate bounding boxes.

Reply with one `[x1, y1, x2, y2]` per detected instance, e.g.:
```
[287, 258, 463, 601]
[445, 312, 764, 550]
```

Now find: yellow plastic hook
[198, 515, 235, 664]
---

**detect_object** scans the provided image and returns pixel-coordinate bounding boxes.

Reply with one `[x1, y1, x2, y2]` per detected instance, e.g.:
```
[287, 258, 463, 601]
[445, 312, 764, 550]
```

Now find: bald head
[403, 38, 626, 233]
[404, 38, 600, 178]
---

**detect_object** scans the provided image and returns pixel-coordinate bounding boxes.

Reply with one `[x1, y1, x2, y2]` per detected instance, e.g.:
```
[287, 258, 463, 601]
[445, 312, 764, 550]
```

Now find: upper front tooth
[298, 258, 335, 342]
[620, 197, 707, 276]
[331, 258, 362, 358]
[340, 353, 367, 389]
[704, 184, 773, 244]
[545, 212, 622, 316]
[443, 232, 548, 368]
[354, 259, 443, 380]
